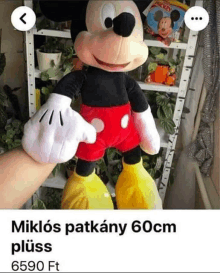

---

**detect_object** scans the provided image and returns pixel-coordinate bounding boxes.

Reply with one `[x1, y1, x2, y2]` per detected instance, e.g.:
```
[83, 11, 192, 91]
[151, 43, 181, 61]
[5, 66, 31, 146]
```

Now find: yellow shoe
[61, 171, 114, 209]
[115, 160, 162, 209]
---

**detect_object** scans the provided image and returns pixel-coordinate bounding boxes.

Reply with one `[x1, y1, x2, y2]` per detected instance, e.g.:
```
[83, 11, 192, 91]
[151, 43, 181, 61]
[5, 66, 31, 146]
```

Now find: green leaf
[63, 67, 72, 76]
[160, 118, 176, 135]
[1, 134, 7, 141]
[112, 174, 119, 185]
[155, 170, 162, 180]
[52, 164, 61, 176]
[14, 139, 21, 144]
[5, 124, 12, 131]
[168, 58, 176, 65]
[36, 17, 51, 32]
[155, 156, 162, 170]
[12, 119, 21, 129]
[143, 162, 150, 169]
[107, 148, 117, 161]
[162, 104, 173, 119]
[156, 53, 165, 59]
[32, 199, 46, 209]
[148, 168, 156, 178]
[158, 60, 169, 65]
[12, 142, 21, 148]
[6, 138, 13, 144]
[142, 155, 150, 161]
[149, 47, 161, 55]
[6, 129, 15, 138]
[148, 62, 158, 73]
[40, 71, 50, 81]
[157, 106, 166, 120]
[156, 95, 169, 106]
[41, 87, 50, 95]
[170, 97, 176, 103]
[47, 67, 57, 78]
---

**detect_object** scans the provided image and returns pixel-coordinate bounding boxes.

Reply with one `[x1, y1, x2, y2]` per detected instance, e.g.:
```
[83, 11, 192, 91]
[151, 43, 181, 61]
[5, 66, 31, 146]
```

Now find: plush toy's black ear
[133, 0, 152, 24]
[39, 0, 88, 41]
[39, 0, 88, 22]
[170, 10, 180, 22]
[154, 10, 163, 22]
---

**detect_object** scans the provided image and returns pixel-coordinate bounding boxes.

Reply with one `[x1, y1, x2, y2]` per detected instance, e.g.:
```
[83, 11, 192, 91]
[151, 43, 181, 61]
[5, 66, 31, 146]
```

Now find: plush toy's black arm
[53, 70, 86, 99]
[124, 73, 148, 112]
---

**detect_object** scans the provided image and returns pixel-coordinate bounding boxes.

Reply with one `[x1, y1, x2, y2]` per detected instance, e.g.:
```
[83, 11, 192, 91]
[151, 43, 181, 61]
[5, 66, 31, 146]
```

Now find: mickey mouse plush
[22, 0, 162, 209]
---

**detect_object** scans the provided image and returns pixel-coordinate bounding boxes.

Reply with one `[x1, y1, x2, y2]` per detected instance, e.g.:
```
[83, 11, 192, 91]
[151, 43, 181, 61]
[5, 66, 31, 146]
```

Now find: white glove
[133, 106, 160, 155]
[22, 93, 96, 163]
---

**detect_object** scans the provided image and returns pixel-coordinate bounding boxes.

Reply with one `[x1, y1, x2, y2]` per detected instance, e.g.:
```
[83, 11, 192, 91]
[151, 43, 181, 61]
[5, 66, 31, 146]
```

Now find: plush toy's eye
[104, 17, 113, 28]
[102, 3, 116, 29]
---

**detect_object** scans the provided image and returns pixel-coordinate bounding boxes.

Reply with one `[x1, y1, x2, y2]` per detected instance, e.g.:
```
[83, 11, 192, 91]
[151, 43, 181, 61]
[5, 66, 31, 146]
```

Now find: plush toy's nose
[113, 12, 135, 38]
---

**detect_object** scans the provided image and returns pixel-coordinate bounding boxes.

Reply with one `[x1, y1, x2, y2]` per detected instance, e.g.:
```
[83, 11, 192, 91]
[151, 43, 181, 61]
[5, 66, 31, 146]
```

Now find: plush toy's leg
[115, 146, 162, 209]
[61, 159, 114, 209]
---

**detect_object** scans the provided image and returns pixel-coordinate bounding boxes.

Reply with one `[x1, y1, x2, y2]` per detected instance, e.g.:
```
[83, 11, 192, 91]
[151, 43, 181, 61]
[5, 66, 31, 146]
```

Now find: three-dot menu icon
[184, 6, 209, 31]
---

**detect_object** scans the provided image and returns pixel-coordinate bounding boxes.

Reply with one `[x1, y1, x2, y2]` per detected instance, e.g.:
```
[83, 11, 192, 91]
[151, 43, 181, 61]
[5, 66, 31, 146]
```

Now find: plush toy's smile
[94, 55, 130, 71]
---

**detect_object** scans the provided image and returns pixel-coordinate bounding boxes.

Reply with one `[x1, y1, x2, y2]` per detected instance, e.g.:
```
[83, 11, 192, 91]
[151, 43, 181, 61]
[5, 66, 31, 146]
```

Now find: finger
[82, 122, 97, 144]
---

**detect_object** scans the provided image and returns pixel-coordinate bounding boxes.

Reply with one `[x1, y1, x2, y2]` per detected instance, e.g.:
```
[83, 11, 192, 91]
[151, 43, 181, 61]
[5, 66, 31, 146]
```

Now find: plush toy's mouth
[94, 55, 130, 70]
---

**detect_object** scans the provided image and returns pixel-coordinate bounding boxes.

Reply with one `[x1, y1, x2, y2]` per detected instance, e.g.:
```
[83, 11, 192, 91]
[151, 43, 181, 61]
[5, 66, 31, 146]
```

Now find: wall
[0, 0, 27, 115]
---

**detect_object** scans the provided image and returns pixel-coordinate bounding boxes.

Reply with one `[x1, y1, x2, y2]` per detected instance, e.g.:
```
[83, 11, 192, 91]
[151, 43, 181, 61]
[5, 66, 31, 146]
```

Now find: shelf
[137, 81, 179, 93]
[144, 39, 187, 49]
[33, 28, 71, 38]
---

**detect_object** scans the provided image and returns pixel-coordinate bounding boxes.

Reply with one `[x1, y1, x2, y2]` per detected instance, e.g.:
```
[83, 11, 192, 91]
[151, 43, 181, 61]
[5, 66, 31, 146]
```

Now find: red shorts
[76, 103, 140, 161]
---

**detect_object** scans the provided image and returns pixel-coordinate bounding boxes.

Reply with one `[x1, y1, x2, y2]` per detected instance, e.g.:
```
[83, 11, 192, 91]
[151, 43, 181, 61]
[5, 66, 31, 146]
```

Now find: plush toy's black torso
[53, 67, 148, 113]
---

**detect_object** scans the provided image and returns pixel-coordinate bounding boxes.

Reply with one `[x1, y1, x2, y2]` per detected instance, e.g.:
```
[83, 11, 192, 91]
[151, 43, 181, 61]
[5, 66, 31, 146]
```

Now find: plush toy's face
[158, 17, 173, 38]
[74, 0, 149, 72]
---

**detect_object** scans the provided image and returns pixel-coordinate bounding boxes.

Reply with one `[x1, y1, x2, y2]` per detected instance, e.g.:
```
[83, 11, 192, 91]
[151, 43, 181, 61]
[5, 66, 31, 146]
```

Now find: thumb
[82, 122, 97, 144]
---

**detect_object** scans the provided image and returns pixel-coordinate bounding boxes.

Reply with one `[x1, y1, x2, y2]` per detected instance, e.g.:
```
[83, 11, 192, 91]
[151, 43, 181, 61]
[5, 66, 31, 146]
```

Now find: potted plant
[36, 37, 63, 72]
[145, 91, 176, 135]
[0, 86, 25, 153]
[39, 42, 75, 80]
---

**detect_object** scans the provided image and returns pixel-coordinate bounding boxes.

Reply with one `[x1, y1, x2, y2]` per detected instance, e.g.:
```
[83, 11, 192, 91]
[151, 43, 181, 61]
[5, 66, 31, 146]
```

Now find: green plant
[65, 158, 77, 171]
[40, 37, 64, 54]
[40, 84, 55, 101]
[0, 119, 24, 150]
[40, 38, 75, 81]
[0, 86, 25, 151]
[32, 198, 47, 209]
[41, 187, 63, 209]
[146, 91, 176, 135]
[142, 149, 164, 180]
